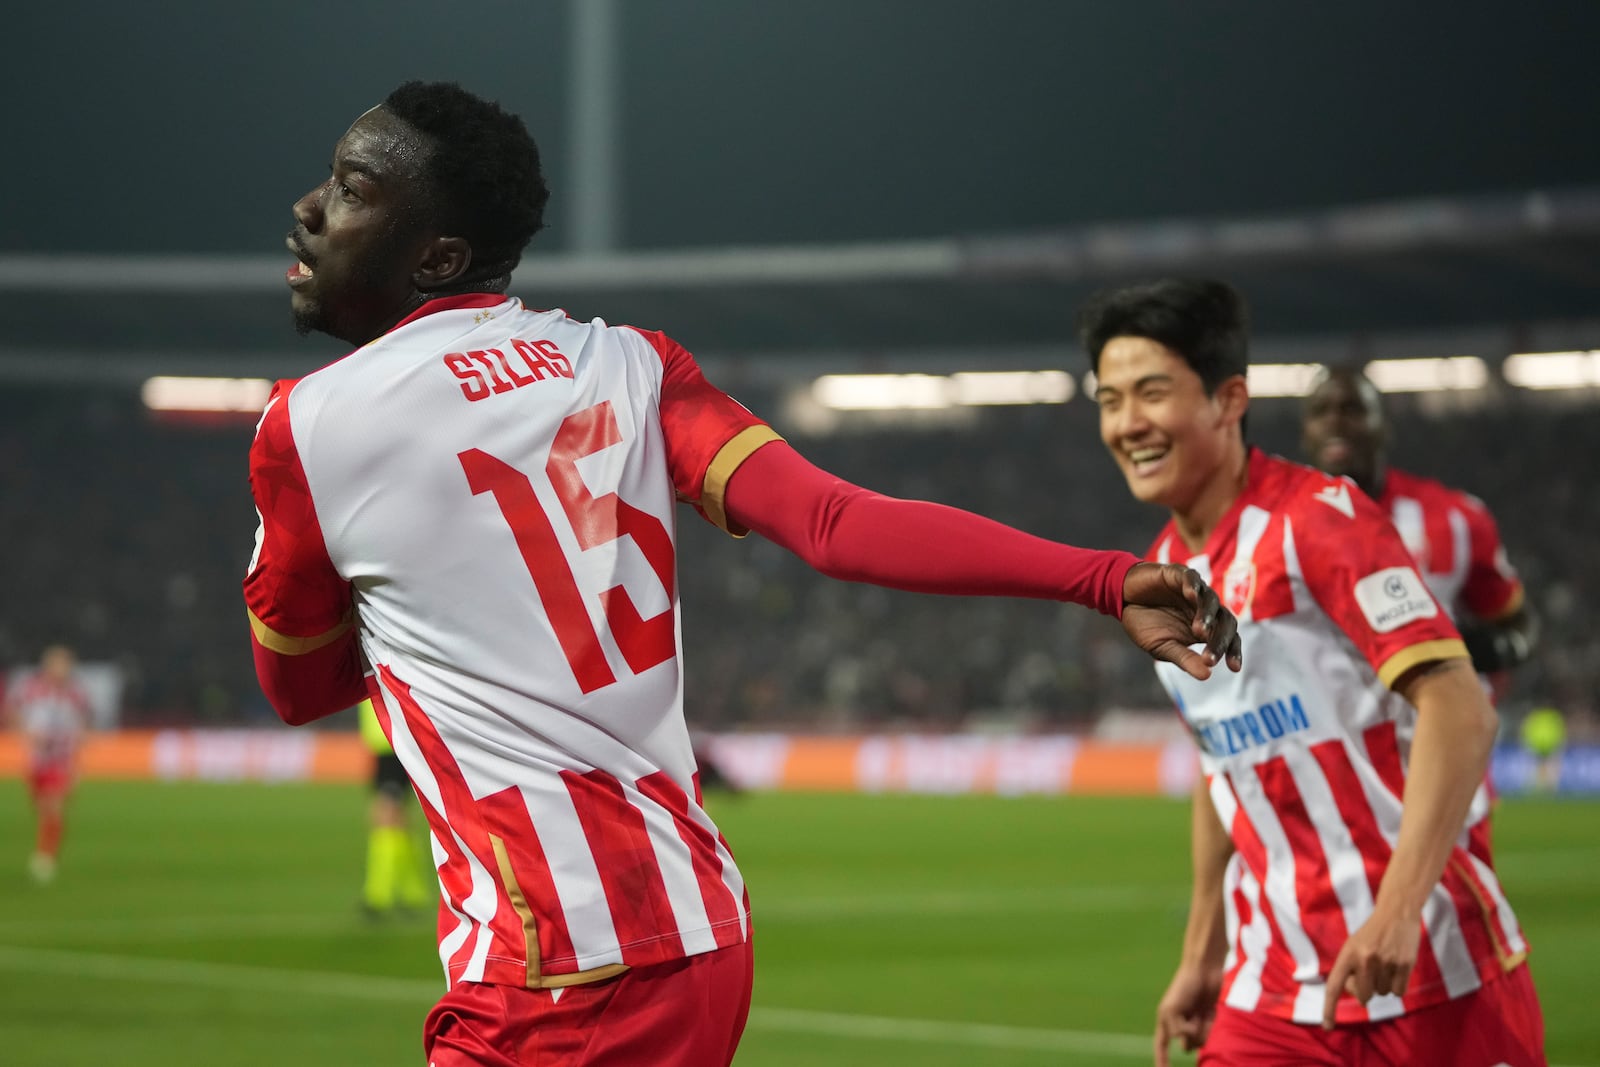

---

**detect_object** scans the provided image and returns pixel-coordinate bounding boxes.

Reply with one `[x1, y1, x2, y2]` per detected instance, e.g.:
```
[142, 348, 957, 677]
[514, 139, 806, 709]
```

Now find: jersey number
[460, 402, 677, 693]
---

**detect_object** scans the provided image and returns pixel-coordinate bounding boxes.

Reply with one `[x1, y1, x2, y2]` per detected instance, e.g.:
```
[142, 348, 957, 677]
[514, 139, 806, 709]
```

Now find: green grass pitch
[0, 781, 1594, 1065]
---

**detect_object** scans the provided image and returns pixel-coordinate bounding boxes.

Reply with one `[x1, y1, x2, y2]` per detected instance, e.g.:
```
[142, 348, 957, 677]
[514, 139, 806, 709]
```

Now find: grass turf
[0, 781, 1593, 1065]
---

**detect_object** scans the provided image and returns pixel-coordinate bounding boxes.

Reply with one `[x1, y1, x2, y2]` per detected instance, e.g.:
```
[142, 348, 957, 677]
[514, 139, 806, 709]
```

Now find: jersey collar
[385, 293, 510, 335]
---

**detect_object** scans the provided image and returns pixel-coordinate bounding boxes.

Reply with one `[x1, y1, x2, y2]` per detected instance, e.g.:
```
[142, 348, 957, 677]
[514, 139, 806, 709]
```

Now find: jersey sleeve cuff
[1376, 638, 1471, 689]
[1479, 583, 1525, 623]
[699, 425, 785, 536]
[248, 608, 354, 656]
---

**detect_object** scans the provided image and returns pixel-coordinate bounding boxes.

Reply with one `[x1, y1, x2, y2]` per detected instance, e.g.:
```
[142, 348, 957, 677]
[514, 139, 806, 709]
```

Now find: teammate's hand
[1154, 962, 1223, 1067]
[1121, 564, 1243, 681]
[1320, 906, 1422, 1029]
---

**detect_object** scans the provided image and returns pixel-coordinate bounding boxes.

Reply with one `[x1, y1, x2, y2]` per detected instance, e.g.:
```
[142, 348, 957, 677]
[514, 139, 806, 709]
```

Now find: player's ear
[1216, 373, 1250, 428]
[415, 236, 472, 291]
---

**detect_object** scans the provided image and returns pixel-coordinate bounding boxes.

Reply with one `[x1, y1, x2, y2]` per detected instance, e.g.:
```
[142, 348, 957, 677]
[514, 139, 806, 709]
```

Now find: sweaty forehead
[335, 107, 434, 185]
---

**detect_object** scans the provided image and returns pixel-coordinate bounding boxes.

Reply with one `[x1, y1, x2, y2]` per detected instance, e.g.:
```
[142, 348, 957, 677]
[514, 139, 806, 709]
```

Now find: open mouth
[285, 236, 316, 289]
[1126, 446, 1170, 478]
[1319, 437, 1352, 466]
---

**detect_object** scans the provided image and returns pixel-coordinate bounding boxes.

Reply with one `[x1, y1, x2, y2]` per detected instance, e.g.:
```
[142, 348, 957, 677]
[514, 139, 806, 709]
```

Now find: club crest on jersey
[1221, 560, 1257, 618]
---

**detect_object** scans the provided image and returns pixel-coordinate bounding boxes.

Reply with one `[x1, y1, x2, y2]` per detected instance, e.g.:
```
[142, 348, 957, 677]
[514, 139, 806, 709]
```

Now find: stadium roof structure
[1, 186, 1598, 386]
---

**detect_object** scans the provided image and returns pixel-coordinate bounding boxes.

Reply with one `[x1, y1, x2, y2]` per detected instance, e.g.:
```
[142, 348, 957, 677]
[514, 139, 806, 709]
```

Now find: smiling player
[1080, 279, 1545, 1067]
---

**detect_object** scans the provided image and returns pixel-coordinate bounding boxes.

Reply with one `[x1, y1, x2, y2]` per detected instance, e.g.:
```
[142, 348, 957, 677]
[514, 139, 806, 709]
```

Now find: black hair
[382, 80, 550, 287]
[1078, 278, 1250, 393]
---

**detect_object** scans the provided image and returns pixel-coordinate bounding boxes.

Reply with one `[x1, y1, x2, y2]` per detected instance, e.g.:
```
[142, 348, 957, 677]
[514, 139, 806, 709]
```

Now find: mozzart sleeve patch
[1352, 566, 1439, 633]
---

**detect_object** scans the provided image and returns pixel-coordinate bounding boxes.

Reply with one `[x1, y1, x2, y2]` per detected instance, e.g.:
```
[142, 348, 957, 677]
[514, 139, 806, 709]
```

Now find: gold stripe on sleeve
[700, 425, 785, 535]
[247, 609, 352, 656]
[1376, 638, 1471, 690]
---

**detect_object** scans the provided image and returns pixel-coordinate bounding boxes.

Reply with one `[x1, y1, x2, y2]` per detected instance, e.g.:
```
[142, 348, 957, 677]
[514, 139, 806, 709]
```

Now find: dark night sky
[6, 1, 1599, 255]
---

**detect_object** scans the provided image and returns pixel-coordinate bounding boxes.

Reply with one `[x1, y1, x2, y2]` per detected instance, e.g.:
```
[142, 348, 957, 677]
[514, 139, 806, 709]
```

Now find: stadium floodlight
[811, 371, 1074, 411]
[1364, 356, 1488, 393]
[1503, 350, 1600, 390]
[1247, 363, 1326, 398]
[141, 376, 273, 414]
[948, 370, 1075, 405]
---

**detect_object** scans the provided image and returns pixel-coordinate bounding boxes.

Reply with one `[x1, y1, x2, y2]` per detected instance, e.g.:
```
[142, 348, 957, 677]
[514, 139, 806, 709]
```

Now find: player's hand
[1121, 564, 1243, 681]
[1154, 962, 1223, 1067]
[1320, 905, 1422, 1029]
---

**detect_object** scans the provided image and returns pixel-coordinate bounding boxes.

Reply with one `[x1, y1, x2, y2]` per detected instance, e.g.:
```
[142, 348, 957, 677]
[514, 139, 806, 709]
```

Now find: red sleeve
[627, 328, 782, 535]
[1456, 493, 1524, 621]
[1290, 477, 1468, 689]
[722, 441, 1138, 617]
[243, 381, 367, 724]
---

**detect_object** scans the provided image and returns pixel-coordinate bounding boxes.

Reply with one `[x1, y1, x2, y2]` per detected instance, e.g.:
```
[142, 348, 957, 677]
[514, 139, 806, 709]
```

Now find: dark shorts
[372, 752, 411, 798]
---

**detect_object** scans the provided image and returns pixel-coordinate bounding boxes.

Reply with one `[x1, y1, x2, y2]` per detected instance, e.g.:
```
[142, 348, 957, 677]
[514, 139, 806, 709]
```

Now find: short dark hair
[1078, 278, 1250, 393]
[382, 81, 550, 286]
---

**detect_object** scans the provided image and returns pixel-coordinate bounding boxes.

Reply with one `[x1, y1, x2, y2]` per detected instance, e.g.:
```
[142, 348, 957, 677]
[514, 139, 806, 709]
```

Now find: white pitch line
[0, 944, 1141, 1060]
[0, 945, 1587, 1067]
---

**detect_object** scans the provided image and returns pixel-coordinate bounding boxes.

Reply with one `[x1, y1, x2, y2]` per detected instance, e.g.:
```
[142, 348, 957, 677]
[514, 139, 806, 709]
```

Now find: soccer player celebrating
[5, 645, 92, 884]
[1081, 279, 1546, 1066]
[244, 82, 1241, 1067]
[1302, 366, 1538, 692]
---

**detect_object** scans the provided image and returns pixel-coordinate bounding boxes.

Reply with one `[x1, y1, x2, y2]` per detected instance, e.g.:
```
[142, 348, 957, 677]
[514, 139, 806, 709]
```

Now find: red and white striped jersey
[10, 674, 90, 764]
[245, 295, 777, 988]
[1148, 450, 1527, 1026]
[1376, 467, 1524, 625]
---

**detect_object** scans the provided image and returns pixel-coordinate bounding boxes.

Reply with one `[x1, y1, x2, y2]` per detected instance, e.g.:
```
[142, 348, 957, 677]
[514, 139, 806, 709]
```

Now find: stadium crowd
[0, 382, 1594, 735]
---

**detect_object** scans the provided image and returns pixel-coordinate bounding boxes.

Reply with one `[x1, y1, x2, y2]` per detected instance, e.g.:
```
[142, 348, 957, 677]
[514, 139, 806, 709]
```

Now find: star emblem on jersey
[1222, 560, 1257, 618]
[1314, 482, 1355, 519]
[474, 311, 494, 324]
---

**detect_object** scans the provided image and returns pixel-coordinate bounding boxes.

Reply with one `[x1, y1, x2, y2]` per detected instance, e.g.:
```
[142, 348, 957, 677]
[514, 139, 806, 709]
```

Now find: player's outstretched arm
[722, 442, 1241, 679]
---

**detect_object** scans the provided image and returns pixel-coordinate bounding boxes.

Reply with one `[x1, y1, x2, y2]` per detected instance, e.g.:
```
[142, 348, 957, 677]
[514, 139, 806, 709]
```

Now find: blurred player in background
[358, 698, 430, 917]
[245, 82, 1240, 1067]
[1081, 280, 1545, 1067]
[1303, 366, 1537, 863]
[5, 645, 92, 883]
[1301, 366, 1538, 696]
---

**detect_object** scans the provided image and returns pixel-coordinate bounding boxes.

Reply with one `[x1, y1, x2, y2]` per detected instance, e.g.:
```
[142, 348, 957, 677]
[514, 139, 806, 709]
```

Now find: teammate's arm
[1459, 605, 1539, 675]
[1457, 497, 1538, 674]
[1320, 656, 1497, 1027]
[1154, 777, 1233, 1067]
[722, 441, 1241, 678]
